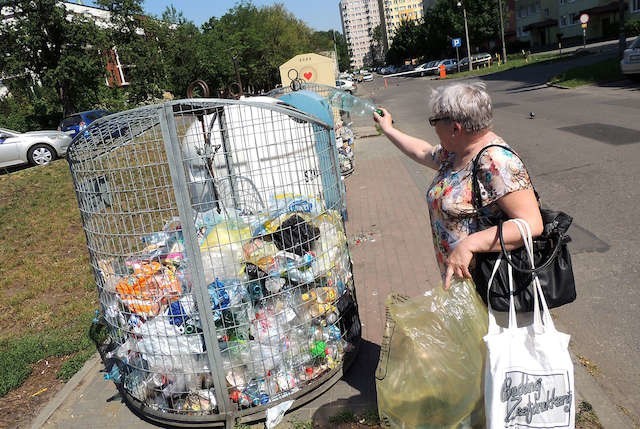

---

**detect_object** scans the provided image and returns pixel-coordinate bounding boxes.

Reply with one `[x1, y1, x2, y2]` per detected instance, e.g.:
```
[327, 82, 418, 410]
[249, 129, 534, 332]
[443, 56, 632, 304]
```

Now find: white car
[0, 127, 71, 168]
[413, 60, 438, 76]
[336, 79, 356, 94]
[361, 72, 374, 82]
[620, 37, 640, 80]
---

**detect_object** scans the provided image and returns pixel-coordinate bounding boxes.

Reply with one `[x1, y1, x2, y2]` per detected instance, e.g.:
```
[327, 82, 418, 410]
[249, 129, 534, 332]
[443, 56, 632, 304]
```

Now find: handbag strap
[472, 144, 562, 275]
[471, 144, 540, 212]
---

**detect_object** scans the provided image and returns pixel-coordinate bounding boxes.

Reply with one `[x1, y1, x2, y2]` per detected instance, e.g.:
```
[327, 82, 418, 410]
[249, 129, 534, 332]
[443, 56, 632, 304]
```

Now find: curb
[30, 353, 102, 429]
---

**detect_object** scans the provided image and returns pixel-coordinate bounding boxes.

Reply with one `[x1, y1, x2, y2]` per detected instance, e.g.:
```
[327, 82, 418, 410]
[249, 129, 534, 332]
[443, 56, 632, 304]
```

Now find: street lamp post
[457, 1, 472, 71]
[498, 0, 507, 64]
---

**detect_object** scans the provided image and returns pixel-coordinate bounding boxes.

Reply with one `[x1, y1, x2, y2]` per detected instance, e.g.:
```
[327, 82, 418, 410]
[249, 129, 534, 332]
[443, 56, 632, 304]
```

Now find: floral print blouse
[426, 138, 533, 275]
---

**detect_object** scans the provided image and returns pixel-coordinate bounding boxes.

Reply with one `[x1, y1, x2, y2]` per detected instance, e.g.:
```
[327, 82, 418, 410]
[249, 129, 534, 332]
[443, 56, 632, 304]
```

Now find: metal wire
[67, 97, 360, 424]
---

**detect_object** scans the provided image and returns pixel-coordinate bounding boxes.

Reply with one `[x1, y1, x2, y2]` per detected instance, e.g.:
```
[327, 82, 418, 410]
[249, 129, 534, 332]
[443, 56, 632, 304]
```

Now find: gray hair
[429, 81, 493, 133]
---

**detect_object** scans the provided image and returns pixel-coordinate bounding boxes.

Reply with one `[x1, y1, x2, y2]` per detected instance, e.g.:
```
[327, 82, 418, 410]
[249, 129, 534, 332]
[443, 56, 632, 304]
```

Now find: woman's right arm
[373, 108, 439, 170]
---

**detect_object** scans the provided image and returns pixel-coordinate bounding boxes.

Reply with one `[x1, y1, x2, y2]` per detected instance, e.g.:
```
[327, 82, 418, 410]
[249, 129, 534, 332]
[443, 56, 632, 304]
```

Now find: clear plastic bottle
[328, 90, 380, 117]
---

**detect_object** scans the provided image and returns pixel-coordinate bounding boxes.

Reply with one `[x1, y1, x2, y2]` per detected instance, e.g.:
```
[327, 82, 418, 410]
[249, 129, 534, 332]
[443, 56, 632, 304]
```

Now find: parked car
[379, 65, 398, 75]
[0, 127, 72, 168]
[413, 60, 438, 76]
[336, 79, 356, 94]
[361, 71, 374, 82]
[433, 58, 458, 74]
[620, 37, 640, 80]
[459, 52, 493, 70]
[58, 109, 111, 137]
[397, 64, 415, 73]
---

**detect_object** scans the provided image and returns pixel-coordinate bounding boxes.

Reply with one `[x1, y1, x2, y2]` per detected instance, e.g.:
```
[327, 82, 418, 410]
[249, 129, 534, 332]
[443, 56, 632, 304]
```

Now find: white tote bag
[484, 219, 575, 429]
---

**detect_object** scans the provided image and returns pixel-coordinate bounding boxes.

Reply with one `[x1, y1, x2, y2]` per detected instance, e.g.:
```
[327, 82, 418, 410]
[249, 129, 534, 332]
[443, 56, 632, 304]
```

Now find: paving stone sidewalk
[33, 128, 627, 428]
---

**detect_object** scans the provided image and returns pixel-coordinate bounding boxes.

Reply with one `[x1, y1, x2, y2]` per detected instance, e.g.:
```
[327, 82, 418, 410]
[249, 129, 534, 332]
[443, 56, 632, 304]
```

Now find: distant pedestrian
[373, 81, 542, 290]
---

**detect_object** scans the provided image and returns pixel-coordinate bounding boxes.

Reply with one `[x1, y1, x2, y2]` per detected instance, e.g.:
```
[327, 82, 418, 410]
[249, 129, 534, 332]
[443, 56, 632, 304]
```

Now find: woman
[373, 81, 543, 290]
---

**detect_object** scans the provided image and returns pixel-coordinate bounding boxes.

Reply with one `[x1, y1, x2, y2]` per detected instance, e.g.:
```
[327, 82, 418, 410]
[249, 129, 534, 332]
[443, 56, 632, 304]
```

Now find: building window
[570, 13, 579, 24]
[560, 15, 567, 26]
[544, 8, 549, 16]
[633, 0, 639, 11]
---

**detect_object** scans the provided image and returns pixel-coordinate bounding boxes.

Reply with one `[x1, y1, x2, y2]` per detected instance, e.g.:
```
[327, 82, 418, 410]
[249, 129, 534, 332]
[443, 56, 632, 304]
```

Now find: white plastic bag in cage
[69, 98, 359, 425]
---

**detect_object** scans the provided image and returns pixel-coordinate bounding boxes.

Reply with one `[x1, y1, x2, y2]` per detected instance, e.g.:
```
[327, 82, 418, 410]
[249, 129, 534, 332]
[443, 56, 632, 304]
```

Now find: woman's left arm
[443, 188, 543, 289]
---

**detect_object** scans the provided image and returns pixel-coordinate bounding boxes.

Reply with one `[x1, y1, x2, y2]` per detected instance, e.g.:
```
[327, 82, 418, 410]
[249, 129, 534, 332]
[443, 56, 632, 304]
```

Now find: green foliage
[1, 1, 344, 124]
[0, 96, 36, 132]
[549, 58, 622, 87]
[386, 19, 425, 65]
[0, 1, 106, 125]
[385, 0, 505, 64]
[625, 18, 640, 37]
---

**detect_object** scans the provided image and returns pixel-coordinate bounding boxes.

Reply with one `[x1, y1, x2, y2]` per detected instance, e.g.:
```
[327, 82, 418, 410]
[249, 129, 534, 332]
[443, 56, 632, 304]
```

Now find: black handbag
[470, 144, 576, 312]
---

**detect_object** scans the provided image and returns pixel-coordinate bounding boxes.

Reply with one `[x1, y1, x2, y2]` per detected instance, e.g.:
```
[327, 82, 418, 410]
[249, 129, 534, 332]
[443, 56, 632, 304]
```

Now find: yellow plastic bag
[375, 280, 487, 429]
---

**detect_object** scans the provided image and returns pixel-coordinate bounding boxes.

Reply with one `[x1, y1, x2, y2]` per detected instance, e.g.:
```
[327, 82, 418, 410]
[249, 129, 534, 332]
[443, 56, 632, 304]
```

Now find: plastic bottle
[328, 90, 383, 117]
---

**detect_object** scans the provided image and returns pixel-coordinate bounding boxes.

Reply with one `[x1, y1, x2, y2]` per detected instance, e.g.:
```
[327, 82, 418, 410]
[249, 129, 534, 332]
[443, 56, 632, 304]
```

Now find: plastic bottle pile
[97, 193, 357, 415]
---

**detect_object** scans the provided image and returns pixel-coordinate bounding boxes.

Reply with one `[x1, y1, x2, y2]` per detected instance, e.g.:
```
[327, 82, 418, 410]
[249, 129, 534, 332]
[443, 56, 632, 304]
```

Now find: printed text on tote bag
[501, 370, 573, 426]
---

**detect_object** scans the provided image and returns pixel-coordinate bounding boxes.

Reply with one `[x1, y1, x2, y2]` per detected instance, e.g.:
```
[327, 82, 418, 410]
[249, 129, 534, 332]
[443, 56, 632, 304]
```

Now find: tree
[96, 0, 169, 103]
[0, 0, 106, 126]
[200, 2, 336, 94]
[333, 31, 350, 72]
[423, 0, 503, 59]
[362, 25, 385, 68]
[386, 19, 424, 65]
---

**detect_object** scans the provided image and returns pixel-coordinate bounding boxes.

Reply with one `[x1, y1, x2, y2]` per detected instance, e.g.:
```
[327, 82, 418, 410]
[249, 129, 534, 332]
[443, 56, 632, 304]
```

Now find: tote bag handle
[487, 219, 557, 331]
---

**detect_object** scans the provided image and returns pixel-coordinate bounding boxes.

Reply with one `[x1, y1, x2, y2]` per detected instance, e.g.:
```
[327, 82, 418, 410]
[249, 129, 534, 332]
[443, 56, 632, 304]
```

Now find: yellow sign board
[279, 53, 337, 88]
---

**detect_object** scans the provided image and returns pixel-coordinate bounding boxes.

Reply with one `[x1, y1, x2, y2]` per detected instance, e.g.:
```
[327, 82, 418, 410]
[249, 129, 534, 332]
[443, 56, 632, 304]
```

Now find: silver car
[620, 37, 640, 80]
[0, 127, 72, 168]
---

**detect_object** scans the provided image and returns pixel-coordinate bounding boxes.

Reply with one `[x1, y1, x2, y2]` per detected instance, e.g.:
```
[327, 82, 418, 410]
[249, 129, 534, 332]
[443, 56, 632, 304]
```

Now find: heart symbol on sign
[303, 72, 313, 80]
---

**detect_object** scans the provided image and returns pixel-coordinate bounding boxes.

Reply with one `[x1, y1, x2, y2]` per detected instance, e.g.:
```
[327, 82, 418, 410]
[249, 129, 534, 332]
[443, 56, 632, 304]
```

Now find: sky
[85, 1, 342, 32]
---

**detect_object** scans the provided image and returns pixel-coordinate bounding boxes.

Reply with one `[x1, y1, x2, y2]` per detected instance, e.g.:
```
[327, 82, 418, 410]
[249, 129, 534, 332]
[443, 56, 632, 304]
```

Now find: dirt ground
[0, 356, 68, 429]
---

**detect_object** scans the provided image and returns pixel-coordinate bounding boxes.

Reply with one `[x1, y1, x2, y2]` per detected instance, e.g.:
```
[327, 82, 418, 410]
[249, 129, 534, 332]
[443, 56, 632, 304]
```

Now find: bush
[0, 97, 37, 132]
[625, 18, 640, 37]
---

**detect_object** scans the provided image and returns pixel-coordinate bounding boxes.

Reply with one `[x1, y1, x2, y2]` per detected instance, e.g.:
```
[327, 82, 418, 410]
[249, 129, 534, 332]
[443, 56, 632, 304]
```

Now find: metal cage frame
[68, 97, 361, 427]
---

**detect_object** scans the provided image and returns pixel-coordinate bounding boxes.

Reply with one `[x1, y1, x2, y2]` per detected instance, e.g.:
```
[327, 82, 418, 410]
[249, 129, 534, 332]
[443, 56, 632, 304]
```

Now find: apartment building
[380, 0, 426, 49]
[518, 0, 639, 49]
[339, 0, 383, 70]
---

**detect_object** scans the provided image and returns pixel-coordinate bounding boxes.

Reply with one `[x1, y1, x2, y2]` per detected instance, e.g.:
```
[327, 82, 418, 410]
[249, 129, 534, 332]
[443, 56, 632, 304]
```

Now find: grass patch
[329, 409, 381, 426]
[0, 161, 97, 397]
[576, 401, 603, 429]
[447, 51, 569, 79]
[549, 57, 623, 87]
[0, 328, 94, 396]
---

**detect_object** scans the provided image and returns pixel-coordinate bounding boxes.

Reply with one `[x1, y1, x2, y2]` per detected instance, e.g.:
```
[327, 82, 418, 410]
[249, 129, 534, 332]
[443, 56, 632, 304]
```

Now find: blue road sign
[452, 38, 462, 48]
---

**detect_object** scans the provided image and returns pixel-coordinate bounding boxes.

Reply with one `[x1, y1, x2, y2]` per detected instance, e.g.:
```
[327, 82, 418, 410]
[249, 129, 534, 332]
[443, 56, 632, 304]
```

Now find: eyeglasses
[428, 116, 450, 127]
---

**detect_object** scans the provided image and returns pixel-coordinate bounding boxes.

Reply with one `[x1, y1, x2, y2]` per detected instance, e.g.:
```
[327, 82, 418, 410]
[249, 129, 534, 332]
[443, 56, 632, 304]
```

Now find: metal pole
[618, 0, 626, 58]
[461, 3, 472, 71]
[498, 0, 507, 64]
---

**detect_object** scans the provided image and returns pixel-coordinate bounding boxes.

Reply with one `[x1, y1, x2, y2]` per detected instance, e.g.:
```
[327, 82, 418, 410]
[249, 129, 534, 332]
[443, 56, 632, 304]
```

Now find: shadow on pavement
[311, 339, 380, 423]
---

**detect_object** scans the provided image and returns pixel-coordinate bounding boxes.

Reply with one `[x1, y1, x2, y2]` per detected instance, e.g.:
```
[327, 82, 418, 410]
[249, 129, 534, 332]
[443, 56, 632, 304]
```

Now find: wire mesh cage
[68, 97, 361, 427]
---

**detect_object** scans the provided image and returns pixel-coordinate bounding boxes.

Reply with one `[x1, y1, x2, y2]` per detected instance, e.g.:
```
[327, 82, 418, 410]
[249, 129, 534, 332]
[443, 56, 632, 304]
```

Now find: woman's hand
[444, 240, 474, 290]
[373, 107, 393, 132]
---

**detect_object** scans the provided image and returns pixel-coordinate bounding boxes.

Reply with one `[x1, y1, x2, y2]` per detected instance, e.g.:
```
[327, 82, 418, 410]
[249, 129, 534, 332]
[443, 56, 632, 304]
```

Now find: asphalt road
[357, 55, 640, 427]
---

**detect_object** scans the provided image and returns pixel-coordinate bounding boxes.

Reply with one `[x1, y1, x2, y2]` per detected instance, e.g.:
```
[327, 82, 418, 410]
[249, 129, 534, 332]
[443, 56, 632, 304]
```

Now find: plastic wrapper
[375, 279, 487, 429]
